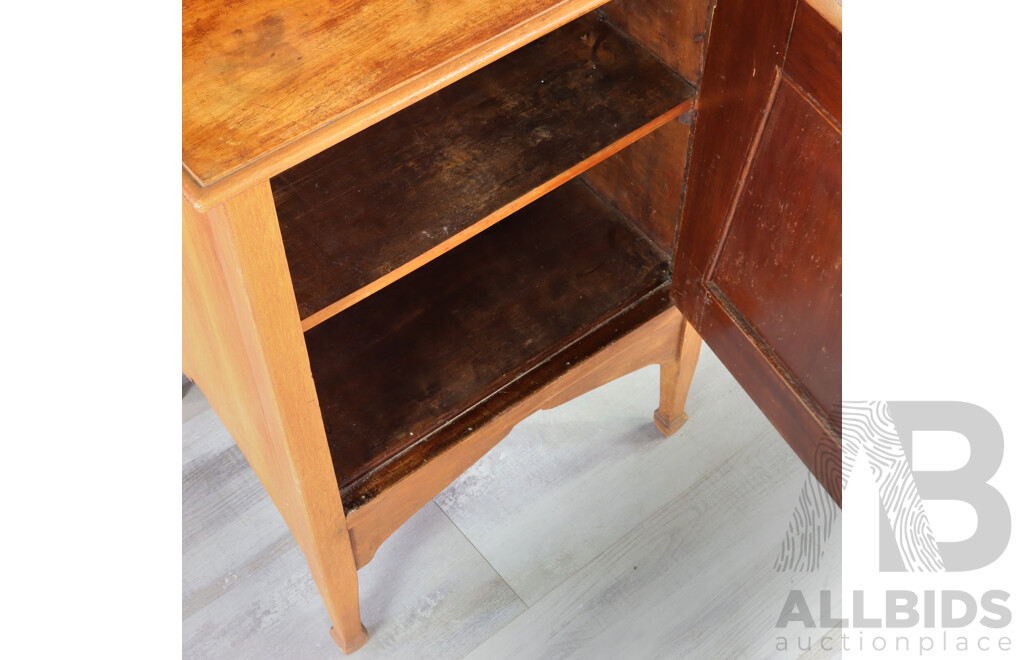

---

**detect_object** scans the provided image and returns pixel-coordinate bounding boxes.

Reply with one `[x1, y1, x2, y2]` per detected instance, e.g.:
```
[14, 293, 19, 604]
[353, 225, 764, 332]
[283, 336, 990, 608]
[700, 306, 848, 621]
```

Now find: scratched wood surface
[271, 12, 693, 328]
[183, 0, 613, 206]
[711, 78, 841, 417]
[183, 348, 841, 658]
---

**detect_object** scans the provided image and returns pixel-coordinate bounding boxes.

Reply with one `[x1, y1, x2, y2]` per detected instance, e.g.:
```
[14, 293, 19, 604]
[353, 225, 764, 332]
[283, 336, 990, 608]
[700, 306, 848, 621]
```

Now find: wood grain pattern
[786, 1, 842, 123]
[180, 400, 527, 660]
[271, 13, 694, 329]
[182, 402, 293, 621]
[712, 78, 841, 416]
[805, 0, 842, 31]
[344, 291, 680, 567]
[581, 119, 691, 251]
[183, 0, 844, 650]
[582, 0, 715, 254]
[303, 180, 670, 496]
[601, 0, 714, 83]
[182, 183, 367, 652]
[698, 288, 844, 503]
[671, 0, 799, 324]
[183, 0, 614, 209]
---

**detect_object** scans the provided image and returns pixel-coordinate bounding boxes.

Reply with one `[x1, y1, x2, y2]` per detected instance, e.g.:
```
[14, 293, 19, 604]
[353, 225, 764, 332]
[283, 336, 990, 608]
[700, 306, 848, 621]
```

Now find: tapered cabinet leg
[653, 318, 702, 436]
[309, 526, 367, 654]
[307, 534, 368, 654]
[183, 183, 369, 653]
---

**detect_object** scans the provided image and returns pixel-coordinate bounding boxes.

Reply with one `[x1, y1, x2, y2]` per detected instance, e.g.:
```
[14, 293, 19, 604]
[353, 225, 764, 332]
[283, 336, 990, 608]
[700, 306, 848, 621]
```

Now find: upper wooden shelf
[272, 12, 694, 330]
[183, 0, 611, 209]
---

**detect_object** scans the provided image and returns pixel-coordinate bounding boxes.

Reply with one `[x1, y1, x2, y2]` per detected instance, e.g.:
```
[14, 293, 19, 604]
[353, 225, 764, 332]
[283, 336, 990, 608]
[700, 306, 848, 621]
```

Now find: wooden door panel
[786, 1, 842, 123]
[695, 292, 843, 500]
[670, 0, 797, 315]
[711, 78, 841, 416]
[672, 0, 842, 503]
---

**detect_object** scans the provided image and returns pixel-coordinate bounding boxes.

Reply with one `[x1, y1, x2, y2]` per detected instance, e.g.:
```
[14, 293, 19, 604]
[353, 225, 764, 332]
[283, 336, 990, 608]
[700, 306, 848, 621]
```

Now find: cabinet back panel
[601, 0, 713, 83]
[581, 120, 691, 252]
[583, 0, 713, 252]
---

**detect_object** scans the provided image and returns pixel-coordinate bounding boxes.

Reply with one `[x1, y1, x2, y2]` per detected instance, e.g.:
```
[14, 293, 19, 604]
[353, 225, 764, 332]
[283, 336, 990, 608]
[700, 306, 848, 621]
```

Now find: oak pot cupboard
[182, 0, 841, 652]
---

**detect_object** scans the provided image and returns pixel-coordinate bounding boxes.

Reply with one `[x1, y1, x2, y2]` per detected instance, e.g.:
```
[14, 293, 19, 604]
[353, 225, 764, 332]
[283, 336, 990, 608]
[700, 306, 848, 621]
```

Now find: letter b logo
[882, 402, 1010, 571]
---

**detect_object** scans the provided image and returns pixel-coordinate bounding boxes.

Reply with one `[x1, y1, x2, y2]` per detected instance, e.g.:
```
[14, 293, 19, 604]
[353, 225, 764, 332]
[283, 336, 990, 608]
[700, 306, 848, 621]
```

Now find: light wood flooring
[183, 345, 841, 659]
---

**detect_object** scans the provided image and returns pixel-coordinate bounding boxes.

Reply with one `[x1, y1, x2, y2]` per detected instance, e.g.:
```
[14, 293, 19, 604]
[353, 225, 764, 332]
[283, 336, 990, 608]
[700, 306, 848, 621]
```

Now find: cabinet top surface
[183, 0, 604, 198]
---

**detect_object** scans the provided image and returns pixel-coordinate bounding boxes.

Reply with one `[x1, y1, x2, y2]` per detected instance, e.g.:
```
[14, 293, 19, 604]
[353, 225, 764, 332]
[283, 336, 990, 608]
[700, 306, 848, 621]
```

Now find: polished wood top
[183, 0, 607, 208]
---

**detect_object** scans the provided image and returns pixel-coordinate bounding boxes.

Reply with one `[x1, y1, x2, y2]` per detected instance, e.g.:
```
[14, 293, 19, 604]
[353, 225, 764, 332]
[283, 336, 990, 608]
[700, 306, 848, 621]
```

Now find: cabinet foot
[653, 409, 688, 436]
[330, 624, 369, 654]
[653, 318, 701, 437]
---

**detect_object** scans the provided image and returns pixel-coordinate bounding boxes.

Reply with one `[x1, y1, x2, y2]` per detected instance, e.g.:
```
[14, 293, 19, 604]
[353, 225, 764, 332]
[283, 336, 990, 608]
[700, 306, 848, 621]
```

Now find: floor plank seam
[433, 501, 529, 609]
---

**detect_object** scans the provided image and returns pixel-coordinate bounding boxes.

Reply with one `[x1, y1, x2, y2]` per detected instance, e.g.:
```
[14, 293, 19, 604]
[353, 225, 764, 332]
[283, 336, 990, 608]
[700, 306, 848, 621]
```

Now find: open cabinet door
[673, 0, 842, 502]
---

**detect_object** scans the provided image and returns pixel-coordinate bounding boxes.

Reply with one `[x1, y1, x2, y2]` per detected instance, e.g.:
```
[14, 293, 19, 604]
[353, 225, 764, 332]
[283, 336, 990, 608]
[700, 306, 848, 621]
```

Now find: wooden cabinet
[182, 0, 840, 652]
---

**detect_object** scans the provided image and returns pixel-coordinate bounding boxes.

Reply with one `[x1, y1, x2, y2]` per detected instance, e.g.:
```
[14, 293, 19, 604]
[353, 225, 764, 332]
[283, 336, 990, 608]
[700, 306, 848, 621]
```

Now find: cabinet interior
[266, 2, 711, 509]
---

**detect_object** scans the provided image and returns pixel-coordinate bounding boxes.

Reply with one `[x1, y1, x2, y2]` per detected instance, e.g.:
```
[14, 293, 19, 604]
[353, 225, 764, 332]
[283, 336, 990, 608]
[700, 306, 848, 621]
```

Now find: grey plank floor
[183, 345, 840, 659]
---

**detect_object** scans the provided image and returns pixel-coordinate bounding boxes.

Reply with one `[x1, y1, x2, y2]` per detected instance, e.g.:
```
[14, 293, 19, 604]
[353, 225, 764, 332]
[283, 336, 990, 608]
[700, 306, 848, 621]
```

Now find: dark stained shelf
[303, 180, 671, 494]
[271, 12, 694, 330]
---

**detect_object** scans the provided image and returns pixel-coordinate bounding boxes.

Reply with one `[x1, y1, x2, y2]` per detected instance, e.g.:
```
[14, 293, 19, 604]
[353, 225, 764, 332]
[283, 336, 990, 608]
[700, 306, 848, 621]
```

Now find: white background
[1, 2, 182, 656]
[2, 0, 1022, 657]
[844, 0, 1024, 657]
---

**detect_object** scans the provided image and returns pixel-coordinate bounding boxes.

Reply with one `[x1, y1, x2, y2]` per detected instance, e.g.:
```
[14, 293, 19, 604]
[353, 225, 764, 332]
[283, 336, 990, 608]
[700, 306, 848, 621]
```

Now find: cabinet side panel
[183, 187, 366, 646]
[183, 197, 302, 522]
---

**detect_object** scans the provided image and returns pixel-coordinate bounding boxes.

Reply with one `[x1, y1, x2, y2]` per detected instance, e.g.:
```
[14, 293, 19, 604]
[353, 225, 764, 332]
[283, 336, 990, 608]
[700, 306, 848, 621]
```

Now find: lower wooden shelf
[303, 179, 671, 501]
